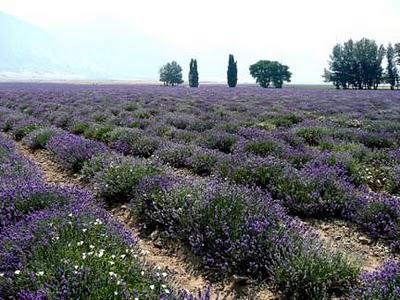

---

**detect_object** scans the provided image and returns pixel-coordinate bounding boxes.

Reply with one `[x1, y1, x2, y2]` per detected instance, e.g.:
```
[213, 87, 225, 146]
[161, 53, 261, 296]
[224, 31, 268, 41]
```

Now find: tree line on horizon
[159, 55, 292, 88]
[159, 38, 400, 90]
[324, 38, 400, 90]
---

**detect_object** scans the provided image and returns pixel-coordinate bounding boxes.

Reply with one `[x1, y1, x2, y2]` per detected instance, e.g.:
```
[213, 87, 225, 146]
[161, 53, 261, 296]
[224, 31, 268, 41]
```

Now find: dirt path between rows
[303, 219, 396, 272]
[13, 141, 276, 300]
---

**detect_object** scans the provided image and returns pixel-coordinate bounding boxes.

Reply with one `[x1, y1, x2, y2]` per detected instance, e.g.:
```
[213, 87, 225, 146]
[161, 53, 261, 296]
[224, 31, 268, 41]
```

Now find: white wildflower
[37, 271, 44, 276]
[149, 284, 155, 290]
[98, 249, 105, 258]
[14, 270, 21, 275]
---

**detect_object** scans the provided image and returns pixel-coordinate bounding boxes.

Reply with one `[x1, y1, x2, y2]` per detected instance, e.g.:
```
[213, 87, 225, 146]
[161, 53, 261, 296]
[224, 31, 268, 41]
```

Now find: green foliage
[249, 60, 292, 88]
[385, 43, 399, 90]
[88, 155, 162, 203]
[296, 127, 331, 146]
[13, 124, 42, 141]
[70, 121, 90, 134]
[159, 61, 184, 86]
[202, 132, 238, 153]
[324, 38, 386, 90]
[227, 54, 238, 87]
[244, 140, 281, 157]
[155, 144, 192, 168]
[188, 59, 199, 88]
[188, 150, 219, 175]
[83, 124, 114, 142]
[275, 249, 360, 299]
[23, 128, 63, 150]
[3, 214, 169, 299]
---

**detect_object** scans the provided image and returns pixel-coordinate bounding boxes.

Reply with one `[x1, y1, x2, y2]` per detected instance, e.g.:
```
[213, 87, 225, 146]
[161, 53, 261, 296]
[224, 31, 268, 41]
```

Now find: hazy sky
[1, 0, 399, 83]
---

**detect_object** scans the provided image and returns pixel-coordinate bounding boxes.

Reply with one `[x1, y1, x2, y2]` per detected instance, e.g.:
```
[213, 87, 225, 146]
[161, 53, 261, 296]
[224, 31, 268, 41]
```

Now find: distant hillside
[0, 12, 176, 80]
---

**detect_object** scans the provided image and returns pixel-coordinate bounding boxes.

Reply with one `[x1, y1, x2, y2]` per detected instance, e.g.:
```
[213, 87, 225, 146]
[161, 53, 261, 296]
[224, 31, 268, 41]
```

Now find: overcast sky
[1, 0, 399, 83]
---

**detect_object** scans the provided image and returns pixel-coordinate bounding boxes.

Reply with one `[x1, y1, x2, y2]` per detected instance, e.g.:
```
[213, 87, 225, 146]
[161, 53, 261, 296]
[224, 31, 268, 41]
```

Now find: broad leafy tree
[324, 38, 386, 90]
[227, 54, 238, 87]
[188, 59, 199, 87]
[385, 43, 399, 90]
[159, 61, 184, 86]
[249, 60, 291, 88]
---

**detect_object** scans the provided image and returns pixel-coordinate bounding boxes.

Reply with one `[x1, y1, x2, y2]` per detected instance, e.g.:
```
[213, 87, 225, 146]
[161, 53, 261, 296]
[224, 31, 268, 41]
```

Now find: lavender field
[0, 83, 399, 299]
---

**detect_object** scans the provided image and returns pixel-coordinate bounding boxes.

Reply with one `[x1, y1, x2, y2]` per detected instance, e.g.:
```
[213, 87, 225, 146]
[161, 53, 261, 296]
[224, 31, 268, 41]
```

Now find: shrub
[296, 127, 331, 146]
[274, 246, 359, 299]
[0, 204, 176, 299]
[23, 127, 65, 150]
[187, 148, 222, 175]
[47, 134, 108, 172]
[243, 139, 282, 157]
[83, 123, 115, 142]
[270, 113, 302, 127]
[108, 127, 161, 157]
[70, 120, 90, 134]
[10, 119, 44, 141]
[88, 154, 162, 203]
[352, 192, 400, 240]
[201, 131, 238, 153]
[358, 131, 396, 149]
[155, 143, 193, 168]
[349, 261, 400, 299]
[218, 155, 289, 190]
[172, 129, 198, 144]
[0, 182, 91, 229]
[132, 177, 359, 297]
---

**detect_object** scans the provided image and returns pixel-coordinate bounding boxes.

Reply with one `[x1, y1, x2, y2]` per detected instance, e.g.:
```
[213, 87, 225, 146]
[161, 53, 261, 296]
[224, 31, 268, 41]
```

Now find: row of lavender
[1, 86, 399, 198]
[0, 95, 398, 297]
[0, 86, 399, 253]
[0, 133, 209, 299]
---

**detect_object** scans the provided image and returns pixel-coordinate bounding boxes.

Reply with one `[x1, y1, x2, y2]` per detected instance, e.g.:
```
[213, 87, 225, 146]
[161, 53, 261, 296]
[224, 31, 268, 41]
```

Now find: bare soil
[303, 218, 396, 272]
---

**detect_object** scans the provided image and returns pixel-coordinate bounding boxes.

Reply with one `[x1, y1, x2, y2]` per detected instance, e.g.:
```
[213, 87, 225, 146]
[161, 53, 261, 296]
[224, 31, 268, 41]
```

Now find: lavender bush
[47, 133, 108, 172]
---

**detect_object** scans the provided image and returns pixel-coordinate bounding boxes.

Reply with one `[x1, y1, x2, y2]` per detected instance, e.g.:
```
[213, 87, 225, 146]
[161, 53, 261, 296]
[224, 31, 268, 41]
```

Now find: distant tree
[249, 60, 291, 88]
[159, 61, 184, 86]
[188, 59, 199, 87]
[227, 54, 238, 87]
[323, 44, 346, 89]
[385, 43, 399, 90]
[324, 38, 386, 90]
[395, 43, 400, 65]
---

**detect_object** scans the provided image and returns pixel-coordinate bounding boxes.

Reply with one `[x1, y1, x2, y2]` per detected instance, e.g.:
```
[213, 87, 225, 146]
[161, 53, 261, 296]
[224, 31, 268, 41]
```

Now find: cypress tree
[227, 54, 238, 87]
[193, 59, 199, 87]
[189, 59, 199, 87]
